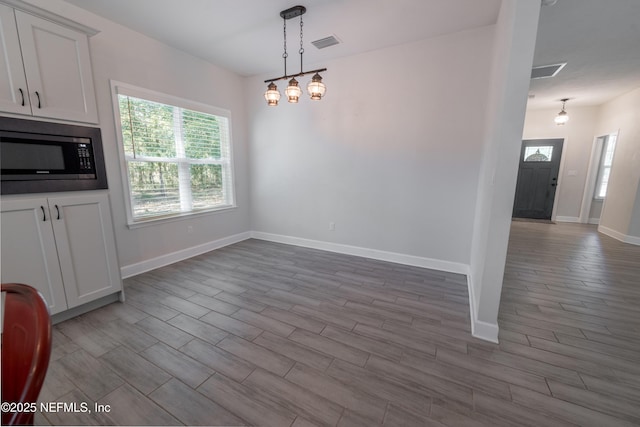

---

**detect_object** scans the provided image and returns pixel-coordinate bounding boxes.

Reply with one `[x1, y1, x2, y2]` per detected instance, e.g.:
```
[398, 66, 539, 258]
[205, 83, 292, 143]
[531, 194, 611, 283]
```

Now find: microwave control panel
[77, 144, 93, 170]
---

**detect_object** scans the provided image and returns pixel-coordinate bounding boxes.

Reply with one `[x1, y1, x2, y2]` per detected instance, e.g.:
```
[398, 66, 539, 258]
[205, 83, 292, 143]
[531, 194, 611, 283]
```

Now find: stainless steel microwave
[1, 117, 108, 194]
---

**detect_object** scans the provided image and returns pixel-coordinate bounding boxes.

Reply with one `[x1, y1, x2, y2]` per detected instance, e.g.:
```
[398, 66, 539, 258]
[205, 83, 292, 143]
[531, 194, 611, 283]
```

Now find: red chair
[1, 283, 52, 426]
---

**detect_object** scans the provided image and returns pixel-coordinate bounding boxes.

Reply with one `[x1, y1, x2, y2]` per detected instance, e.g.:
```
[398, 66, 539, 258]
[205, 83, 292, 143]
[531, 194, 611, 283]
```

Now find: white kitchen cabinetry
[0, 3, 98, 123]
[1, 192, 122, 314]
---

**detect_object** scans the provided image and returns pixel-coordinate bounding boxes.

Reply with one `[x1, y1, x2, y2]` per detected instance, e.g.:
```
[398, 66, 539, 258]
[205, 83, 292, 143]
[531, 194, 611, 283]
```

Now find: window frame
[110, 81, 236, 227]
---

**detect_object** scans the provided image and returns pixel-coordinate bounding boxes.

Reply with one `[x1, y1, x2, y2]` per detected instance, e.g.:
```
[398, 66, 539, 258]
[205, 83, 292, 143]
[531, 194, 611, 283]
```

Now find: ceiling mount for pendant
[280, 5, 306, 20]
[263, 5, 327, 106]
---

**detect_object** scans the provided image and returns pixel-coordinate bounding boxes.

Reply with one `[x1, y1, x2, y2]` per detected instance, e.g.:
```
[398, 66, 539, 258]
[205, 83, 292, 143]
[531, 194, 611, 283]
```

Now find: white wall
[595, 86, 640, 242]
[468, 0, 541, 342]
[25, 0, 252, 271]
[247, 26, 495, 269]
[522, 106, 599, 221]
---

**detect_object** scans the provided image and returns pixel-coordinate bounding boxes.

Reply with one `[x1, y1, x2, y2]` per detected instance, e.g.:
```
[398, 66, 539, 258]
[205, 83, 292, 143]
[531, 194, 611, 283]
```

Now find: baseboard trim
[598, 225, 640, 246]
[120, 231, 252, 278]
[118, 229, 505, 342]
[51, 292, 121, 324]
[466, 274, 499, 343]
[250, 231, 470, 275]
[588, 218, 600, 225]
[555, 216, 580, 223]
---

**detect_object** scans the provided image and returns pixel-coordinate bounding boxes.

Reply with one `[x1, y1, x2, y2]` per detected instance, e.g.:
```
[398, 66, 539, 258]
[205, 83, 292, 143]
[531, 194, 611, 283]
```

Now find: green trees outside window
[117, 94, 233, 220]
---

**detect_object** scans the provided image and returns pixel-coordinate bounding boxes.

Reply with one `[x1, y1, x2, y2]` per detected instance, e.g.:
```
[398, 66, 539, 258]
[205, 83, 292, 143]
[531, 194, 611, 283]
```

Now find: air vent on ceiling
[531, 63, 566, 79]
[312, 35, 340, 49]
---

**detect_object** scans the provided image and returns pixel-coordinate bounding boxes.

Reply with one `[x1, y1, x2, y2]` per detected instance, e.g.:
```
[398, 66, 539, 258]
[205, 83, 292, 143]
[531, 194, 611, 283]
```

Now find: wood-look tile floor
[35, 222, 640, 426]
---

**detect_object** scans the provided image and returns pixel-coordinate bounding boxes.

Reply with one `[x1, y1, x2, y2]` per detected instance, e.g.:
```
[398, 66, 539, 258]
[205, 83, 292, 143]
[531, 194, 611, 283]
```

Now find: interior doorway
[512, 139, 564, 220]
[580, 132, 618, 224]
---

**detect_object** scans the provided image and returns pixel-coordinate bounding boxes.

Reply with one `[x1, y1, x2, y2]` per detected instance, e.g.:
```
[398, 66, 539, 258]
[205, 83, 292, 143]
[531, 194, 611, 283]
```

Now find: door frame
[550, 138, 568, 222]
[578, 130, 619, 224]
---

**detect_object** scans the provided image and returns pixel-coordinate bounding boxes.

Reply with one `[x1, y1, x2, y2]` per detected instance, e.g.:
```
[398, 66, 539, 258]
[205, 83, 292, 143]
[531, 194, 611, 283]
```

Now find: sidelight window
[594, 134, 617, 200]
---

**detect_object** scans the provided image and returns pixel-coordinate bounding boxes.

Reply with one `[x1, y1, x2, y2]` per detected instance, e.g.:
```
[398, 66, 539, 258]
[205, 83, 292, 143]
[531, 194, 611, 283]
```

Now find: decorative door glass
[524, 146, 553, 162]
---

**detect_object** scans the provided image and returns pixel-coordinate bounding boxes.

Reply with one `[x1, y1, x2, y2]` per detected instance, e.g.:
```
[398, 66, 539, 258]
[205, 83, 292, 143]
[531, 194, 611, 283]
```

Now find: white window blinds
[115, 89, 234, 222]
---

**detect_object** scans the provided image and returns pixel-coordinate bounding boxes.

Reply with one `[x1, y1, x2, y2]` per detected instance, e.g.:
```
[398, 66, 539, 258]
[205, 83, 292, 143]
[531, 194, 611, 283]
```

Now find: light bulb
[285, 78, 302, 103]
[264, 82, 281, 106]
[307, 73, 326, 100]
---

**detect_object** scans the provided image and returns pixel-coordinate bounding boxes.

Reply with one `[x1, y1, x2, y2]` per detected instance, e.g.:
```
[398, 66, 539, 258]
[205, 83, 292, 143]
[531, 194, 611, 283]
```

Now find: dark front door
[512, 139, 563, 219]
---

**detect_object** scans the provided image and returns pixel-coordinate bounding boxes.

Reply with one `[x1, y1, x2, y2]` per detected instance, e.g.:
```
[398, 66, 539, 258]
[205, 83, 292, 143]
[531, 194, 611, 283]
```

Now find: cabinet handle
[19, 88, 25, 106]
[35, 91, 41, 108]
[41, 206, 46, 221]
[55, 205, 60, 220]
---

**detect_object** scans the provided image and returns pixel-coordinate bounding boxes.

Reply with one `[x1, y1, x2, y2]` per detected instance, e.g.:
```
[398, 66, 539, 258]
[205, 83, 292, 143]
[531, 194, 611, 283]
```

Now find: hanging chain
[282, 17, 288, 77]
[299, 15, 304, 73]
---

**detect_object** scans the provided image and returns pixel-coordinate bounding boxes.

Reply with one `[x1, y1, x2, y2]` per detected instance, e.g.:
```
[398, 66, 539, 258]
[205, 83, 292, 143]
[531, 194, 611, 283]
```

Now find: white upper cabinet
[0, 4, 30, 115]
[0, 4, 98, 123]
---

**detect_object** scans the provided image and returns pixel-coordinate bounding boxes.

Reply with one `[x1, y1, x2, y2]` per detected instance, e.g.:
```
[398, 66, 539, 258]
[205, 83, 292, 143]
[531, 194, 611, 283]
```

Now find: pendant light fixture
[554, 98, 570, 125]
[263, 5, 327, 106]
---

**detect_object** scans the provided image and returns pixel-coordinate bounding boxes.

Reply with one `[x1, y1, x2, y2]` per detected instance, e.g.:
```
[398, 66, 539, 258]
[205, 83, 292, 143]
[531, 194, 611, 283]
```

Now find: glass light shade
[554, 110, 569, 125]
[264, 82, 281, 106]
[285, 78, 302, 103]
[307, 73, 326, 100]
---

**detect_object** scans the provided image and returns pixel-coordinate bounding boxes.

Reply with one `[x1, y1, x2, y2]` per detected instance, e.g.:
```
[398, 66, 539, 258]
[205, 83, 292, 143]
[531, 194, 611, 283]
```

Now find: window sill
[126, 205, 237, 229]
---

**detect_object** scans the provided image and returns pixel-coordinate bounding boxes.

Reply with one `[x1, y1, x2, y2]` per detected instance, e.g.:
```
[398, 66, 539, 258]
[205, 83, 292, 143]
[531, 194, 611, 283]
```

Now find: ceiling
[61, 0, 501, 76]
[62, 0, 640, 110]
[528, 0, 640, 109]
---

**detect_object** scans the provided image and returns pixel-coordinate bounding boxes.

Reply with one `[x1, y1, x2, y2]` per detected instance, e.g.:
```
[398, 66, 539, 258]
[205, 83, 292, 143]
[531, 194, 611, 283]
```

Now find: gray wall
[247, 26, 495, 266]
[596, 86, 640, 241]
[468, 0, 541, 341]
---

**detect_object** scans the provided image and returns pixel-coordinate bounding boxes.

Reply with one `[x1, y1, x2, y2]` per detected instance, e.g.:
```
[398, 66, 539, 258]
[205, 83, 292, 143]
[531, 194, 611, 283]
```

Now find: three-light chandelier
[264, 5, 327, 106]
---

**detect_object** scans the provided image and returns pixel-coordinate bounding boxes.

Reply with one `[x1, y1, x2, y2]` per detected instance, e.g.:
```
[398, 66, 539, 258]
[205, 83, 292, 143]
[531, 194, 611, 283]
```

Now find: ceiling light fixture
[264, 5, 327, 106]
[554, 98, 570, 125]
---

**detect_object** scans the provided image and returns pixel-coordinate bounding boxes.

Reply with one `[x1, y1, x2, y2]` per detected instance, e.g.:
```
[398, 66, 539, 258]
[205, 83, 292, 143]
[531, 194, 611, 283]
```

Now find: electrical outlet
[329, 222, 335, 231]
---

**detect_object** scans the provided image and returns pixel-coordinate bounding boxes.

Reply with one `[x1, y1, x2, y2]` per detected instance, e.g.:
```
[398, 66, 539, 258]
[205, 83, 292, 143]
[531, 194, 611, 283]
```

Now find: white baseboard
[250, 231, 470, 275]
[598, 225, 640, 246]
[119, 229, 507, 343]
[466, 274, 499, 343]
[120, 231, 252, 278]
[555, 216, 580, 223]
[588, 218, 600, 225]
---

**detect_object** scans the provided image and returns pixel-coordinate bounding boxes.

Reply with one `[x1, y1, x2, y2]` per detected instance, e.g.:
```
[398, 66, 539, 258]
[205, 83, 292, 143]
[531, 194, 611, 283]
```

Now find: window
[524, 146, 553, 162]
[594, 134, 617, 200]
[113, 83, 234, 223]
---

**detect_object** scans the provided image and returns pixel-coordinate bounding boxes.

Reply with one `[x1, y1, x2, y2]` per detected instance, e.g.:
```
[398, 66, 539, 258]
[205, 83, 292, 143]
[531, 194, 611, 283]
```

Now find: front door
[512, 139, 563, 219]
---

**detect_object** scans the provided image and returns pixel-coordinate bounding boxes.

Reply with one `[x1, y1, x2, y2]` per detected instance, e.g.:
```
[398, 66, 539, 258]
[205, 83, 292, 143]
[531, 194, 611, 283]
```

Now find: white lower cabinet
[1, 192, 122, 314]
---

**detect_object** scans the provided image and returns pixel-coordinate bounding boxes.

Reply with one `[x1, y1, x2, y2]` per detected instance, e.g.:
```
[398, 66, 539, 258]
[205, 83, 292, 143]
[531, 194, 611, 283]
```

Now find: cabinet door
[48, 193, 121, 308]
[0, 198, 68, 314]
[15, 11, 98, 123]
[0, 4, 31, 115]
